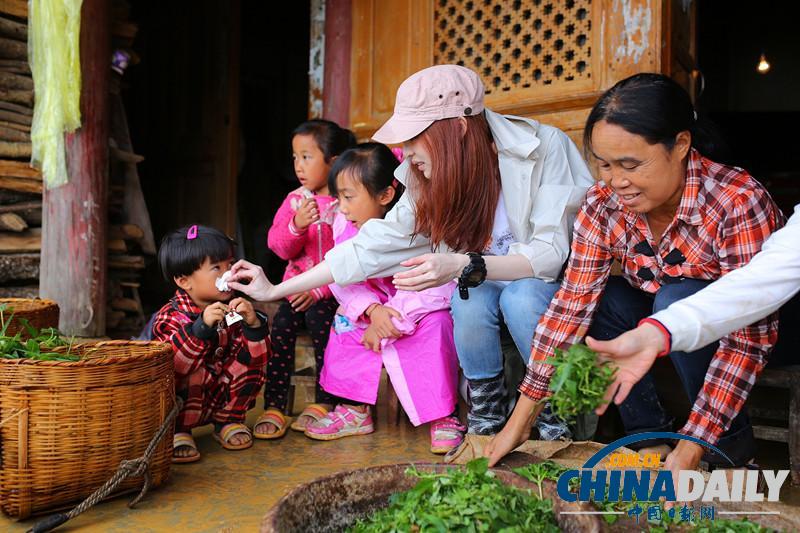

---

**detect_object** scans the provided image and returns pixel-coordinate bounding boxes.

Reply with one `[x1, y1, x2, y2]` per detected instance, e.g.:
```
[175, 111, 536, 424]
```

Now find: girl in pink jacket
[303, 143, 464, 454]
[257, 120, 355, 439]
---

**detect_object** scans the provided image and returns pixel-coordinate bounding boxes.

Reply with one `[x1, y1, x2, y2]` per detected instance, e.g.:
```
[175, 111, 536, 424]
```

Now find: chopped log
[0, 88, 31, 106]
[0, 123, 27, 142]
[0, 159, 39, 178]
[0, 201, 41, 225]
[0, 211, 25, 231]
[107, 254, 145, 270]
[0, 227, 39, 252]
[0, 252, 38, 282]
[0, 15, 27, 41]
[0, 36, 25, 60]
[0, 108, 32, 126]
[0, 70, 32, 90]
[110, 297, 140, 313]
[0, 175, 40, 193]
[0, 1, 27, 19]
[0, 285, 38, 299]
[0, 140, 30, 157]
[109, 223, 144, 241]
[0, 63, 29, 76]
[110, 145, 144, 163]
[0, 120, 29, 132]
[0, 188, 35, 203]
[107, 238, 127, 253]
[0, 201, 41, 215]
[0, 100, 32, 116]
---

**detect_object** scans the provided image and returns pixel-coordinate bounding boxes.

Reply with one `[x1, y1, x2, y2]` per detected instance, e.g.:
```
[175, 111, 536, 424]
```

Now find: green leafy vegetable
[546, 343, 615, 420]
[0, 305, 78, 361]
[513, 460, 569, 499]
[349, 458, 560, 532]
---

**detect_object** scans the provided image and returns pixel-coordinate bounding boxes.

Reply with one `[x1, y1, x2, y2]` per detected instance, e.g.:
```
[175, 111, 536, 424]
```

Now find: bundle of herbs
[349, 458, 560, 533]
[0, 304, 77, 362]
[546, 343, 615, 420]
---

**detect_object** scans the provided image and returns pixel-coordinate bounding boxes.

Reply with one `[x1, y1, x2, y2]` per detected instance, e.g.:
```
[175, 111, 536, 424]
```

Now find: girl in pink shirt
[303, 143, 464, 454]
[256, 120, 355, 439]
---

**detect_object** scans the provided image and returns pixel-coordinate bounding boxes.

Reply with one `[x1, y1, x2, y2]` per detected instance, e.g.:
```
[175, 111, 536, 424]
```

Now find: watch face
[468, 270, 484, 283]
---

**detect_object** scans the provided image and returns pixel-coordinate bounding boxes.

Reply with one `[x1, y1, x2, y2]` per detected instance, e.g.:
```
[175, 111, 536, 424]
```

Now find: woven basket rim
[0, 340, 173, 367]
[0, 298, 59, 309]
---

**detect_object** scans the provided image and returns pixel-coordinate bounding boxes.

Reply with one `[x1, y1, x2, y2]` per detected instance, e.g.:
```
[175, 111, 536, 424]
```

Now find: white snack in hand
[225, 310, 244, 326]
[216, 270, 232, 292]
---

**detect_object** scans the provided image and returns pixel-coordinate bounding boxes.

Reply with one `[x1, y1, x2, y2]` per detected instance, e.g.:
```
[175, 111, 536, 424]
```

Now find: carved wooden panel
[434, 0, 593, 94]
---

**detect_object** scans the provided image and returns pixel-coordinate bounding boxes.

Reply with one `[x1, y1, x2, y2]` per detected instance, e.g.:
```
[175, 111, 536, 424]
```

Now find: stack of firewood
[0, 8, 39, 298]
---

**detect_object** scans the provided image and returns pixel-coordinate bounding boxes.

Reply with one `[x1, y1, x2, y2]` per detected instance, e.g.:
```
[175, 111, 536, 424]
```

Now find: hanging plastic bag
[28, 0, 83, 188]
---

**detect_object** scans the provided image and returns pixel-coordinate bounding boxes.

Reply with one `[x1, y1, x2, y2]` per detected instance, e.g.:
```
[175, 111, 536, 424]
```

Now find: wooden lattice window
[434, 0, 593, 93]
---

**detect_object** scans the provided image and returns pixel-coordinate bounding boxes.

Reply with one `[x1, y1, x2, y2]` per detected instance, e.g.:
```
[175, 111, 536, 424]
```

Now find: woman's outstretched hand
[227, 260, 277, 302]
[392, 253, 469, 291]
[484, 396, 541, 467]
[585, 322, 667, 415]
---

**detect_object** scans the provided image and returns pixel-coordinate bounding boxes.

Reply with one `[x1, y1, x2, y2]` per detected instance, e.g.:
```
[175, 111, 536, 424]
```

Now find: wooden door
[349, 0, 688, 147]
[662, 0, 698, 100]
[137, 0, 240, 236]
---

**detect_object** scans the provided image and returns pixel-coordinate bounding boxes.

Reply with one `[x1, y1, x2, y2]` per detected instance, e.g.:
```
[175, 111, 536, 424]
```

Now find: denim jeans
[588, 276, 756, 466]
[451, 278, 560, 380]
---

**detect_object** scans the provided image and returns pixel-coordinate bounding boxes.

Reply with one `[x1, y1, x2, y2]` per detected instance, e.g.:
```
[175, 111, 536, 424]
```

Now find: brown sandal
[254, 408, 292, 440]
[172, 432, 201, 463]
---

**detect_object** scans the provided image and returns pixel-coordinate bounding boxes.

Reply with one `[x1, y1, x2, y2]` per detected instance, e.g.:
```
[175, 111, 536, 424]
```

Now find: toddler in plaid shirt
[151, 225, 270, 463]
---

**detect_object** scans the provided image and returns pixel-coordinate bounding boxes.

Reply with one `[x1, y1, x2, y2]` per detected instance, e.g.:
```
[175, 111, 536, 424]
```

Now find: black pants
[266, 298, 339, 411]
[588, 276, 756, 467]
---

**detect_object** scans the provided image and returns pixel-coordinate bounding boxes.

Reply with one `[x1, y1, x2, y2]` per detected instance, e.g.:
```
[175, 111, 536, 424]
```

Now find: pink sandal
[430, 415, 466, 454]
[304, 404, 374, 441]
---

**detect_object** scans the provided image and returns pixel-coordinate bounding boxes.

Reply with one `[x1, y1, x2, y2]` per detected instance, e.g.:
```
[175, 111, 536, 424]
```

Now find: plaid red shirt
[152, 290, 270, 428]
[520, 150, 786, 445]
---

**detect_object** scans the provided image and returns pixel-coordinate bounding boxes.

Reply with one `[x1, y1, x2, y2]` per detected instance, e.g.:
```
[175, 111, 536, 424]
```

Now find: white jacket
[325, 109, 593, 285]
[653, 205, 800, 352]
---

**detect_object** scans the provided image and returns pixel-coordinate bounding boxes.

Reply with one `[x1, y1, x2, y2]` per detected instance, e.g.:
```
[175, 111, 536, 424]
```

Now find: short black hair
[328, 143, 404, 211]
[158, 225, 236, 284]
[292, 119, 356, 162]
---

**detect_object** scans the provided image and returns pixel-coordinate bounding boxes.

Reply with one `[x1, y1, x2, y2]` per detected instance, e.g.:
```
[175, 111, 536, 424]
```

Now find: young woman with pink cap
[229, 64, 593, 436]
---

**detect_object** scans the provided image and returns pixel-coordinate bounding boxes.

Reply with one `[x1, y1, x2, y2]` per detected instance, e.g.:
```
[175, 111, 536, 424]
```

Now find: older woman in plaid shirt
[487, 74, 785, 477]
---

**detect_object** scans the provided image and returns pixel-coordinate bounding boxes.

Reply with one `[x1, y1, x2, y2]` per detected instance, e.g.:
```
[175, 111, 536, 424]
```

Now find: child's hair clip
[391, 178, 400, 189]
[186, 225, 198, 240]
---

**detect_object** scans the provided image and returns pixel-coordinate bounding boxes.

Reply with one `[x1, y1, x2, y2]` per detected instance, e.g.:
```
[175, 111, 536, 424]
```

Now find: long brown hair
[410, 113, 501, 252]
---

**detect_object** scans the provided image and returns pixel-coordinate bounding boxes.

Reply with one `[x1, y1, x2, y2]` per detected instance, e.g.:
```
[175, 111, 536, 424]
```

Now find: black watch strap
[458, 252, 487, 300]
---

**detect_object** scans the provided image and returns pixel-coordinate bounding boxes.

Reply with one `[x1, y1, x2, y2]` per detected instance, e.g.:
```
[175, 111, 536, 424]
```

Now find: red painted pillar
[40, 0, 110, 336]
[323, 0, 352, 127]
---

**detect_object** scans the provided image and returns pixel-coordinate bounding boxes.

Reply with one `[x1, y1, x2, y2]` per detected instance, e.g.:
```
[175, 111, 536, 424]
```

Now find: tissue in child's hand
[216, 271, 232, 292]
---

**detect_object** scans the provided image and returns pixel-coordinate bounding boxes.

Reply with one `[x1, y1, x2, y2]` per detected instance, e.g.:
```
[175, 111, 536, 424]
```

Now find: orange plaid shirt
[520, 149, 786, 444]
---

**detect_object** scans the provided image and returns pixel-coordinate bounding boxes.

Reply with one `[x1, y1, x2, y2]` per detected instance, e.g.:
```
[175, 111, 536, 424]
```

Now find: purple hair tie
[186, 225, 198, 240]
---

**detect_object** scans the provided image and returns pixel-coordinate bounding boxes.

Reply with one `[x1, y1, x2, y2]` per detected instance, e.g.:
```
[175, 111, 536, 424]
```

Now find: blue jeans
[452, 278, 560, 380]
[588, 276, 756, 467]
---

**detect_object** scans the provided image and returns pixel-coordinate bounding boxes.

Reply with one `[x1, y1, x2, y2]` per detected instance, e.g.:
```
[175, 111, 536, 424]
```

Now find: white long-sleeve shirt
[325, 109, 593, 285]
[652, 205, 800, 352]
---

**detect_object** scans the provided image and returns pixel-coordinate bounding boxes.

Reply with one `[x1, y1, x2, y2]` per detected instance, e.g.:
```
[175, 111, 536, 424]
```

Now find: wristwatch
[458, 252, 487, 300]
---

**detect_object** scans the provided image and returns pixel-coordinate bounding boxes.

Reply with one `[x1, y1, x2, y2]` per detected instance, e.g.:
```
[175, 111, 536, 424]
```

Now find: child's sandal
[254, 408, 292, 440]
[213, 423, 253, 451]
[290, 403, 330, 432]
[172, 432, 201, 463]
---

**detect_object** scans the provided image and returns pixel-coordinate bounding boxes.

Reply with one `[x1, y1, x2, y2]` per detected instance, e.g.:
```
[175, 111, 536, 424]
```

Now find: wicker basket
[0, 298, 59, 338]
[0, 340, 175, 518]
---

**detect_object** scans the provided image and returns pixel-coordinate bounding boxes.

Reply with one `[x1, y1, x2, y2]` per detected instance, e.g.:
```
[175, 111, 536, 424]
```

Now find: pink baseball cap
[372, 64, 486, 145]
